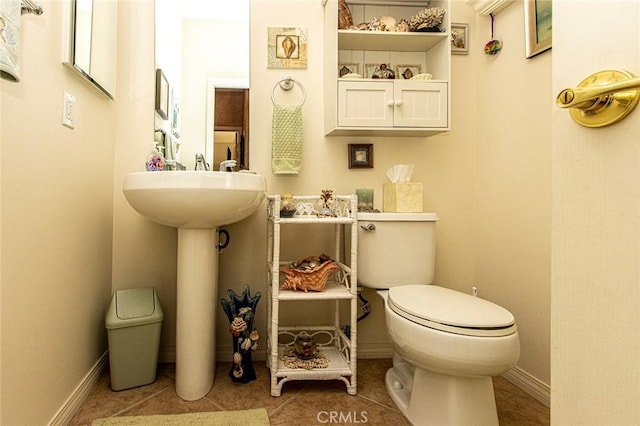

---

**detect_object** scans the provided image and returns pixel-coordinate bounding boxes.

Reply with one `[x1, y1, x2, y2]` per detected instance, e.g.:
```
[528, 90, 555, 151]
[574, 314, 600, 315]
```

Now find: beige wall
[1, 0, 556, 423]
[0, 0, 118, 423]
[473, 2, 551, 385]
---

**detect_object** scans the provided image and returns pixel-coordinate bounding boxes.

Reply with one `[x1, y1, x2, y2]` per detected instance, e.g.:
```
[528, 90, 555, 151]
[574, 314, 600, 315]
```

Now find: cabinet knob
[386, 100, 395, 107]
[395, 100, 404, 107]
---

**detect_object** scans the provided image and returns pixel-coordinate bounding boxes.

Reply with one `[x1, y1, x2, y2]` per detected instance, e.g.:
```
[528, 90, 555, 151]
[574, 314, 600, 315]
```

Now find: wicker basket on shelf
[280, 256, 339, 292]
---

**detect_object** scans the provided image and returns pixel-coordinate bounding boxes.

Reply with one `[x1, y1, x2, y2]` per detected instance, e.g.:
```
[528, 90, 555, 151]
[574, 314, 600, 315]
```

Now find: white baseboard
[160, 342, 393, 364]
[502, 366, 550, 408]
[160, 344, 549, 408]
[355, 342, 394, 359]
[49, 351, 109, 426]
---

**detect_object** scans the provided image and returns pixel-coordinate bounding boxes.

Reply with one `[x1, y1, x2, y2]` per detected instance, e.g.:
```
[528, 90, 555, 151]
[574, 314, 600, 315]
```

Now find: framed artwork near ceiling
[524, 0, 552, 58]
[155, 69, 169, 120]
[451, 23, 469, 55]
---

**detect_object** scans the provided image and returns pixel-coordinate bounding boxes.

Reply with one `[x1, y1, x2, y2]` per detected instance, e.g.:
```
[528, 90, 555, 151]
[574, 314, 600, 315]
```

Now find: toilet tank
[357, 212, 439, 289]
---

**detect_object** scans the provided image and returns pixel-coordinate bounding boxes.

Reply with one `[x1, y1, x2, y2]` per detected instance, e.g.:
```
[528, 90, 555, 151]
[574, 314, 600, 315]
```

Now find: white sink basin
[122, 170, 266, 401]
[123, 171, 266, 228]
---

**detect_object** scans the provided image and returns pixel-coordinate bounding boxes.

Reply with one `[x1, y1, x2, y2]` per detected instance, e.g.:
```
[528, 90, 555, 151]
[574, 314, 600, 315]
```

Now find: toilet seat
[387, 285, 517, 337]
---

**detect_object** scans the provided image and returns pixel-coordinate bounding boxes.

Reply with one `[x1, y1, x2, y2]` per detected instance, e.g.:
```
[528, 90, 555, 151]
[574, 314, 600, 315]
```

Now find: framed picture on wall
[267, 27, 308, 69]
[155, 69, 169, 120]
[524, 0, 552, 58]
[348, 144, 373, 169]
[451, 23, 469, 55]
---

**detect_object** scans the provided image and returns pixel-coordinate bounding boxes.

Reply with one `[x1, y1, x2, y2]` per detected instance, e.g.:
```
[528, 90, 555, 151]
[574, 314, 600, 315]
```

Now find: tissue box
[383, 183, 423, 213]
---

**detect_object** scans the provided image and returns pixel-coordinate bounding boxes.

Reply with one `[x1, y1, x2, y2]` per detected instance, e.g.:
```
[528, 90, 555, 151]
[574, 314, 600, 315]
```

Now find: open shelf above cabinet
[338, 29, 448, 52]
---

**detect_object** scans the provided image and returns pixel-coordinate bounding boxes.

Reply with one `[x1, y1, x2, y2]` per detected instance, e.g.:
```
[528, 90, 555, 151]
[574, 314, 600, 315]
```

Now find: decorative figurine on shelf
[338, 0, 353, 29]
[318, 189, 336, 217]
[220, 285, 261, 383]
[372, 63, 395, 79]
[294, 332, 319, 359]
[280, 193, 296, 217]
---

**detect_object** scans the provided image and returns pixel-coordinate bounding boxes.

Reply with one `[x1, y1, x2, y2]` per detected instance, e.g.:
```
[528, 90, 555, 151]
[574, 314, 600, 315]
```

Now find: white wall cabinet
[338, 80, 448, 128]
[324, 0, 451, 137]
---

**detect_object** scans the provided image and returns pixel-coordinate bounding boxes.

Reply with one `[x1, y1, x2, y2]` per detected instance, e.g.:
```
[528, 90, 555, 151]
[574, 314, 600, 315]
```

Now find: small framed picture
[365, 63, 395, 79]
[348, 144, 373, 169]
[339, 63, 361, 77]
[451, 23, 469, 55]
[395, 64, 421, 79]
[155, 69, 169, 119]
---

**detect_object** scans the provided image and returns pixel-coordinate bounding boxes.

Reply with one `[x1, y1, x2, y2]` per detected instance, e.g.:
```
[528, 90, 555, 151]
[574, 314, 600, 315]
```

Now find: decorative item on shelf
[295, 202, 316, 216]
[356, 188, 376, 212]
[220, 285, 262, 383]
[338, 0, 353, 29]
[280, 254, 339, 292]
[347, 13, 410, 32]
[280, 345, 329, 369]
[379, 16, 397, 31]
[339, 63, 360, 78]
[293, 332, 319, 359]
[280, 194, 296, 217]
[318, 189, 336, 217]
[372, 64, 395, 79]
[395, 18, 410, 32]
[396, 65, 421, 80]
[408, 6, 446, 32]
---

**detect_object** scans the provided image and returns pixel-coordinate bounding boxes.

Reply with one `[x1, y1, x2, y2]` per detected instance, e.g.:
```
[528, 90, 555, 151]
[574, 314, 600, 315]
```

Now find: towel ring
[271, 77, 306, 106]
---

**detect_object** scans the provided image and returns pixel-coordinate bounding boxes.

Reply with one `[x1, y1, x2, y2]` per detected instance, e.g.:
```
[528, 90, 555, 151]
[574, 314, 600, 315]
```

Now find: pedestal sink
[122, 171, 266, 400]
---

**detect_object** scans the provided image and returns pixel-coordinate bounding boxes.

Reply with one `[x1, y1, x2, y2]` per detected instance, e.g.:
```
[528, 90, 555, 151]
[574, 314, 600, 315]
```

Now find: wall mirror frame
[61, 0, 118, 99]
[155, 0, 249, 171]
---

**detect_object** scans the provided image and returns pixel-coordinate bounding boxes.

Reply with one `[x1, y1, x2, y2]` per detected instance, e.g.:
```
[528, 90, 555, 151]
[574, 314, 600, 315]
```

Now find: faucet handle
[195, 153, 209, 171]
[219, 159, 237, 171]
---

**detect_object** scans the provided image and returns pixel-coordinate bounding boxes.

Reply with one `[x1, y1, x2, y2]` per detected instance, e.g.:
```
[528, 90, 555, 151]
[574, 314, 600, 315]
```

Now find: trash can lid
[116, 288, 157, 319]
[105, 287, 164, 329]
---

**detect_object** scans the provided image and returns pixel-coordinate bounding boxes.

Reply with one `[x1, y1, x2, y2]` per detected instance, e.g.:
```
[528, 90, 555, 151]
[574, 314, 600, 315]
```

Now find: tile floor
[70, 359, 549, 425]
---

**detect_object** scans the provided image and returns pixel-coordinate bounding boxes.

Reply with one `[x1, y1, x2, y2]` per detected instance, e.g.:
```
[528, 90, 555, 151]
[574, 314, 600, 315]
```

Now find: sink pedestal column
[175, 228, 218, 401]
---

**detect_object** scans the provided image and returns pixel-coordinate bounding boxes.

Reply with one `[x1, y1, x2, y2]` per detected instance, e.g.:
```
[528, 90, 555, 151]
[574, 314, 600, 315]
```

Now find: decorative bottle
[146, 143, 165, 171]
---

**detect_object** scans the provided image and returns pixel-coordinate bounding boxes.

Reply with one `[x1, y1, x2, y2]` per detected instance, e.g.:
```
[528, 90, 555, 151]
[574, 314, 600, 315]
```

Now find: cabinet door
[393, 81, 448, 128]
[338, 81, 394, 127]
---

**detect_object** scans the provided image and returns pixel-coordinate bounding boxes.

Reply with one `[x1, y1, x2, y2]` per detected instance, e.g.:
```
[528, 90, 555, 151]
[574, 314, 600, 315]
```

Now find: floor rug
[91, 408, 270, 425]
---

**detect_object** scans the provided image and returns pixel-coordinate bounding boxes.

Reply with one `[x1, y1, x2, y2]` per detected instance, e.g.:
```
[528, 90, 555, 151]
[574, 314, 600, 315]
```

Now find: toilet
[357, 212, 520, 426]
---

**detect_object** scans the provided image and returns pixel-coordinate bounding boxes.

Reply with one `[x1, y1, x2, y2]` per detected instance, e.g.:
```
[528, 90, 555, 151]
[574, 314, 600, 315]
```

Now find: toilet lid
[388, 285, 517, 337]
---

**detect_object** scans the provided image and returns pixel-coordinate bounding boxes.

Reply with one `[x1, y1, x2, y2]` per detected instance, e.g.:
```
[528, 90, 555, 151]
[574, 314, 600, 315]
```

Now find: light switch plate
[62, 91, 76, 129]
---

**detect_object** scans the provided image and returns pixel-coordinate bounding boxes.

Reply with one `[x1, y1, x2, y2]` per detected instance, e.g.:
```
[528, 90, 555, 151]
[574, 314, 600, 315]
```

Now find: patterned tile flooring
[70, 359, 549, 425]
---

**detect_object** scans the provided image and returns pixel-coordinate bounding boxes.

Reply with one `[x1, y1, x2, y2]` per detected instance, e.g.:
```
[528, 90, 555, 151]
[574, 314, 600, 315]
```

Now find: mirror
[155, 0, 250, 171]
[62, 0, 118, 98]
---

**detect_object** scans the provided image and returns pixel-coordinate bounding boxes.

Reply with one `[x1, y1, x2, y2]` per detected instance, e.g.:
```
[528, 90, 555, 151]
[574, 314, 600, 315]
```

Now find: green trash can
[105, 287, 164, 391]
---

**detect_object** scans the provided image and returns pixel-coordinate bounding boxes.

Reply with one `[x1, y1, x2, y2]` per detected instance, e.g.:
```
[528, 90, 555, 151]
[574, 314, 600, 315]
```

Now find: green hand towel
[272, 104, 303, 174]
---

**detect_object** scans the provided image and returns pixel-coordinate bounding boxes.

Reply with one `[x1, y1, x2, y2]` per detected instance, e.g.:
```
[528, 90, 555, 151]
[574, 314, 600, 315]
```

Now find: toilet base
[385, 362, 499, 426]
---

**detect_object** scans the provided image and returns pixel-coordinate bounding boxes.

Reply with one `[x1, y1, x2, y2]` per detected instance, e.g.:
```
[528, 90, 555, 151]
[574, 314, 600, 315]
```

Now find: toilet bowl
[357, 213, 520, 426]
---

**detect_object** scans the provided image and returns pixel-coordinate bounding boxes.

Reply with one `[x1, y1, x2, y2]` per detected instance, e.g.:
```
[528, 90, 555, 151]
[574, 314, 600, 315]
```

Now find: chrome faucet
[194, 153, 209, 171]
[219, 159, 237, 171]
